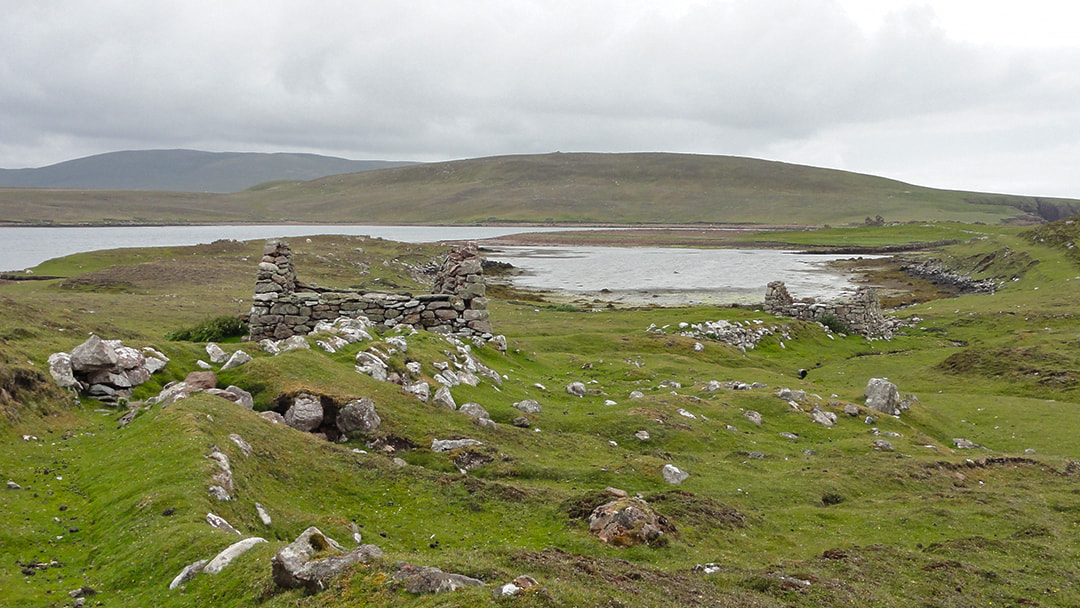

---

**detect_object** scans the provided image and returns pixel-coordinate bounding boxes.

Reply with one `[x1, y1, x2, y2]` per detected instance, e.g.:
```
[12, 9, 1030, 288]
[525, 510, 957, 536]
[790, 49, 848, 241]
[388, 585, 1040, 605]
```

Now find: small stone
[513, 399, 542, 414]
[662, 463, 689, 484]
[7, 480, 21, 490]
[634, 430, 650, 441]
[743, 410, 763, 425]
[206, 343, 229, 364]
[566, 382, 587, 397]
[873, 439, 895, 452]
[431, 438, 482, 452]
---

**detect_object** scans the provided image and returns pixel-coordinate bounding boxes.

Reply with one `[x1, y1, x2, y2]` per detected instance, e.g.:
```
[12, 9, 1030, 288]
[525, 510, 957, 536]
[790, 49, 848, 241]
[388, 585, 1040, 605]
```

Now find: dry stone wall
[764, 281, 888, 337]
[248, 241, 492, 342]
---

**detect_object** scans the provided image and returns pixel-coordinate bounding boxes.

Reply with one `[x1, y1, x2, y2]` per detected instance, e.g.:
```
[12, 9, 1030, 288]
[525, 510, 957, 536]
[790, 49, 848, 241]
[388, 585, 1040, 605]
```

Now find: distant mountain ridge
[0, 149, 418, 193]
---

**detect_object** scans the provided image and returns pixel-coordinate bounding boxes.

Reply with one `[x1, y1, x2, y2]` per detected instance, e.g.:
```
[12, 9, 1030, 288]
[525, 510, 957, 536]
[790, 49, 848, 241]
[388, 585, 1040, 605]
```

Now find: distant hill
[0, 149, 418, 193]
[1, 152, 1078, 226]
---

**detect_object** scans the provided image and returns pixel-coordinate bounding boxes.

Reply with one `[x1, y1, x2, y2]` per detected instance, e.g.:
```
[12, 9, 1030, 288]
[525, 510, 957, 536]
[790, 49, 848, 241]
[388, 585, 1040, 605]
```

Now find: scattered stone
[393, 563, 485, 595]
[588, 497, 670, 546]
[566, 382, 587, 397]
[336, 398, 381, 435]
[433, 386, 457, 410]
[677, 408, 696, 419]
[492, 575, 540, 598]
[404, 381, 430, 402]
[780, 432, 799, 441]
[864, 378, 904, 415]
[843, 403, 860, 416]
[953, 438, 982, 449]
[810, 406, 837, 427]
[260, 411, 286, 425]
[208, 486, 231, 501]
[662, 463, 689, 484]
[206, 512, 241, 535]
[743, 410, 763, 426]
[873, 439, 895, 452]
[223, 385, 254, 409]
[255, 502, 272, 526]
[7, 480, 21, 490]
[272, 527, 383, 593]
[228, 433, 253, 457]
[285, 393, 323, 432]
[777, 388, 807, 402]
[169, 559, 208, 589]
[431, 438, 483, 452]
[258, 339, 281, 355]
[196, 360, 213, 370]
[206, 343, 229, 364]
[629, 390, 644, 399]
[635, 430, 650, 441]
[355, 352, 389, 382]
[280, 335, 310, 352]
[512, 416, 531, 428]
[184, 371, 218, 390]
[221, 350, 253, 370]
[513, 399, 542, 414]
[203, 537, 268, 575]
[458, 402, 490, 420]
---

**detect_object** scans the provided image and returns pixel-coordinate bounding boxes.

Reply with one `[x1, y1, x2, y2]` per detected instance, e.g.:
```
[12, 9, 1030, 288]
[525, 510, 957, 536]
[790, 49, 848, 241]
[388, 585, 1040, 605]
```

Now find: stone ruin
[247, 240, 492, 342]
[763, 280, 889, 337]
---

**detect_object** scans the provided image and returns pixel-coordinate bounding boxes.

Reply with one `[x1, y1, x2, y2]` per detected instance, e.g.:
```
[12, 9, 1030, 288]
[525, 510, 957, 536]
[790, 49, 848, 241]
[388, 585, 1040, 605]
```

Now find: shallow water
[486, 246, 871, 306]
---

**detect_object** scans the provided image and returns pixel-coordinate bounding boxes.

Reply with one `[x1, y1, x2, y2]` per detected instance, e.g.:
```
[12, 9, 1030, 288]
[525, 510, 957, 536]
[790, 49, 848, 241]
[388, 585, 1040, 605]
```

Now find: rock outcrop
[48, 336, 167, 403]
[271, 527, 383, 593]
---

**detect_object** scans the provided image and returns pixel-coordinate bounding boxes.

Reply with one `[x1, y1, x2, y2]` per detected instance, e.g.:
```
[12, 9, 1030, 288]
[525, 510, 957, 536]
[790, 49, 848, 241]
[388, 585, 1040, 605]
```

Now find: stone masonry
[763, 281, 887, 337]
[248, 240, 492, 341]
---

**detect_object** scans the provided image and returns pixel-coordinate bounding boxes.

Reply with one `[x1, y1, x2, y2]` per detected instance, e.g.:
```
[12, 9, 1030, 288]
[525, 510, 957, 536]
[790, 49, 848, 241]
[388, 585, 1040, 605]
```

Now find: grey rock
[69, 335, 118, 371]
[513, 399, 542, 414]
[404, 381, 430, 402]
[512, 416, 530, 428]
[336, 398, 381, 435]
[279, 335, 310, 352]
[628, 390, 644, 399]
[843, 403, 860, 416]
[864, 378, 902, 415]
[258, 339, 281, 355]
[260, 411, 286, 424]
[634, 430, 650, 441]
[475, 417, 496, 429]
[206, 512, 241, 535]
[228, 433, 253, 457]
[221, 350, 253, 370]
[743, 410, 763, 426]
[143, 356, 168, 374]
[780, 432, 799, 440]
[196, 360, 213, 370]
[432, 386, 456, 410]
[169, 559, 208, 589]
[206, 343, 229, 364]
[47, 353, 79, 390]
[255, 502, 272, 526]
[566, 382, 587, 397]
[7, 480, 21, 490]
[810, 406, 837, 427]
[225, 385, 254, 409]
[873, 439, 895, 452]
[393, 564, 485, 595]
[184, 371, 218, 390]
[285, 393, 323, 432]
[355, 352, 388, 382]
[209, 485, 232, 501]
[203, 537, 267, 575]
[431, 438, 482, 452]
[953, 438, 981, 449]
[662, 464, 689, 484]
[272, 526, 383, 593]
[458, 402, 490, 420]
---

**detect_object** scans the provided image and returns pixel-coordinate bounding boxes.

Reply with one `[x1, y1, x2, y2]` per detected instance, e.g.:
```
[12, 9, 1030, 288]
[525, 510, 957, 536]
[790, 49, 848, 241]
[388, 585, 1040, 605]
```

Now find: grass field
[2, 223, 1080, 606]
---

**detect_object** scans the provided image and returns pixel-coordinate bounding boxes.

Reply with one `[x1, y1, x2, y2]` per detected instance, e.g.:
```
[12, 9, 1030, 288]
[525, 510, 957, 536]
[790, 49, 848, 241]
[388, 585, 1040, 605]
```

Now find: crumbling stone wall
[764, 281, 887, 337]
[248, 240, 491, 341]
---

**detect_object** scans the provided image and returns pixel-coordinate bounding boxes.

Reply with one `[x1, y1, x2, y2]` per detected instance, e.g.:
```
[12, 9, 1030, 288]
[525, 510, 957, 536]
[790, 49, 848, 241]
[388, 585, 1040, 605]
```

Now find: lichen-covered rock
[432, 386, 456, 410]
[336, 398, 381, 435]
[285, 394, 323, 432]
[662, 464, 689, 484]
[393, 563, 485, 594]
[69, 335, 118, 371]
[864, 378, 902, 415]
[743, 410, 763, 425]
[221, 350, 252, 370]
[206, 343, 229, 364]
[272, 527, 382, 593]
[588, 497, 671, 546]
[458, 402, 490, 420]
[431, 438, 482, 453]
[47, 353, 79, 390]
[566, 382, 587, 397]
[513, 399, 541, 414]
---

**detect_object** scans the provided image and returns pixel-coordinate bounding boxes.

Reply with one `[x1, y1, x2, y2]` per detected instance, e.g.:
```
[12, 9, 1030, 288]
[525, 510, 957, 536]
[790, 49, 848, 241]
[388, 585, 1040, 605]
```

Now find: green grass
[3, 224, 1080, 606]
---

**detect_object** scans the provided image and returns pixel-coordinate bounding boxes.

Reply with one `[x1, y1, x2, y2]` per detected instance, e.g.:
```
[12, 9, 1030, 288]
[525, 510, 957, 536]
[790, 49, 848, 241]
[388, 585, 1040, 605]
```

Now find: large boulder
[47, 353, 79, 390]
[864, 378, 902, 415]
[285, 394, 323, 432]
[69, 335, 118, 372]
[588, 497, 671, 546]
[184, 371, 218, 391]
[336, 398, 381, 435]
[271, 527, 382, 593]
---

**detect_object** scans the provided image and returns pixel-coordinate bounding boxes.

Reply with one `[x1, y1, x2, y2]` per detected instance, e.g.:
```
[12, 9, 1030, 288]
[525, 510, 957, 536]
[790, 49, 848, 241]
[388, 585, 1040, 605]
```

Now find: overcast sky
[2, 0, 1078, 197]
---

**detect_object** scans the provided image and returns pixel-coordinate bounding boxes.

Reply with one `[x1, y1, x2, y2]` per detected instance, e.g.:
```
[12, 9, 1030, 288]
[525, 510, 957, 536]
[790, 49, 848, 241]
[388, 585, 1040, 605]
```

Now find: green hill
[1, 152, 1077, 226]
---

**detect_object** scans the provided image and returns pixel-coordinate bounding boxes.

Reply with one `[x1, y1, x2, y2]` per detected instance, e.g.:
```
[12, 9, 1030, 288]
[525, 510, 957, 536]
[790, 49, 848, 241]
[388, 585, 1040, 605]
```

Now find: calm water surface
[486, 246, 872, 306]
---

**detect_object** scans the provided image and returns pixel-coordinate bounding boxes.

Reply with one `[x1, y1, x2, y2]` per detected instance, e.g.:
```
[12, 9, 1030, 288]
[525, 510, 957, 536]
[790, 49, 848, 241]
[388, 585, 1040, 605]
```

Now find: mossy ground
[3, 224, 1080, 606]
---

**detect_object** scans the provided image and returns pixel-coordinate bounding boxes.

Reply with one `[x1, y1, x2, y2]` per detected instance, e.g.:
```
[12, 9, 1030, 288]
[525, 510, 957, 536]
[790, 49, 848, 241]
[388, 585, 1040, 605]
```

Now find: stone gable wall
[763, 281, 887, 337]
[248, 241, 491, 341]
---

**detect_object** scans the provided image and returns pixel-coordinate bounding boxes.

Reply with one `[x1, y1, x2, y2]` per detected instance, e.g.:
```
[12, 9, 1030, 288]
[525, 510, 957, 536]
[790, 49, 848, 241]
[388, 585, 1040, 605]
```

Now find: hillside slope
[0, 152, 1077, 226]
[0, 149, 417, 193]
